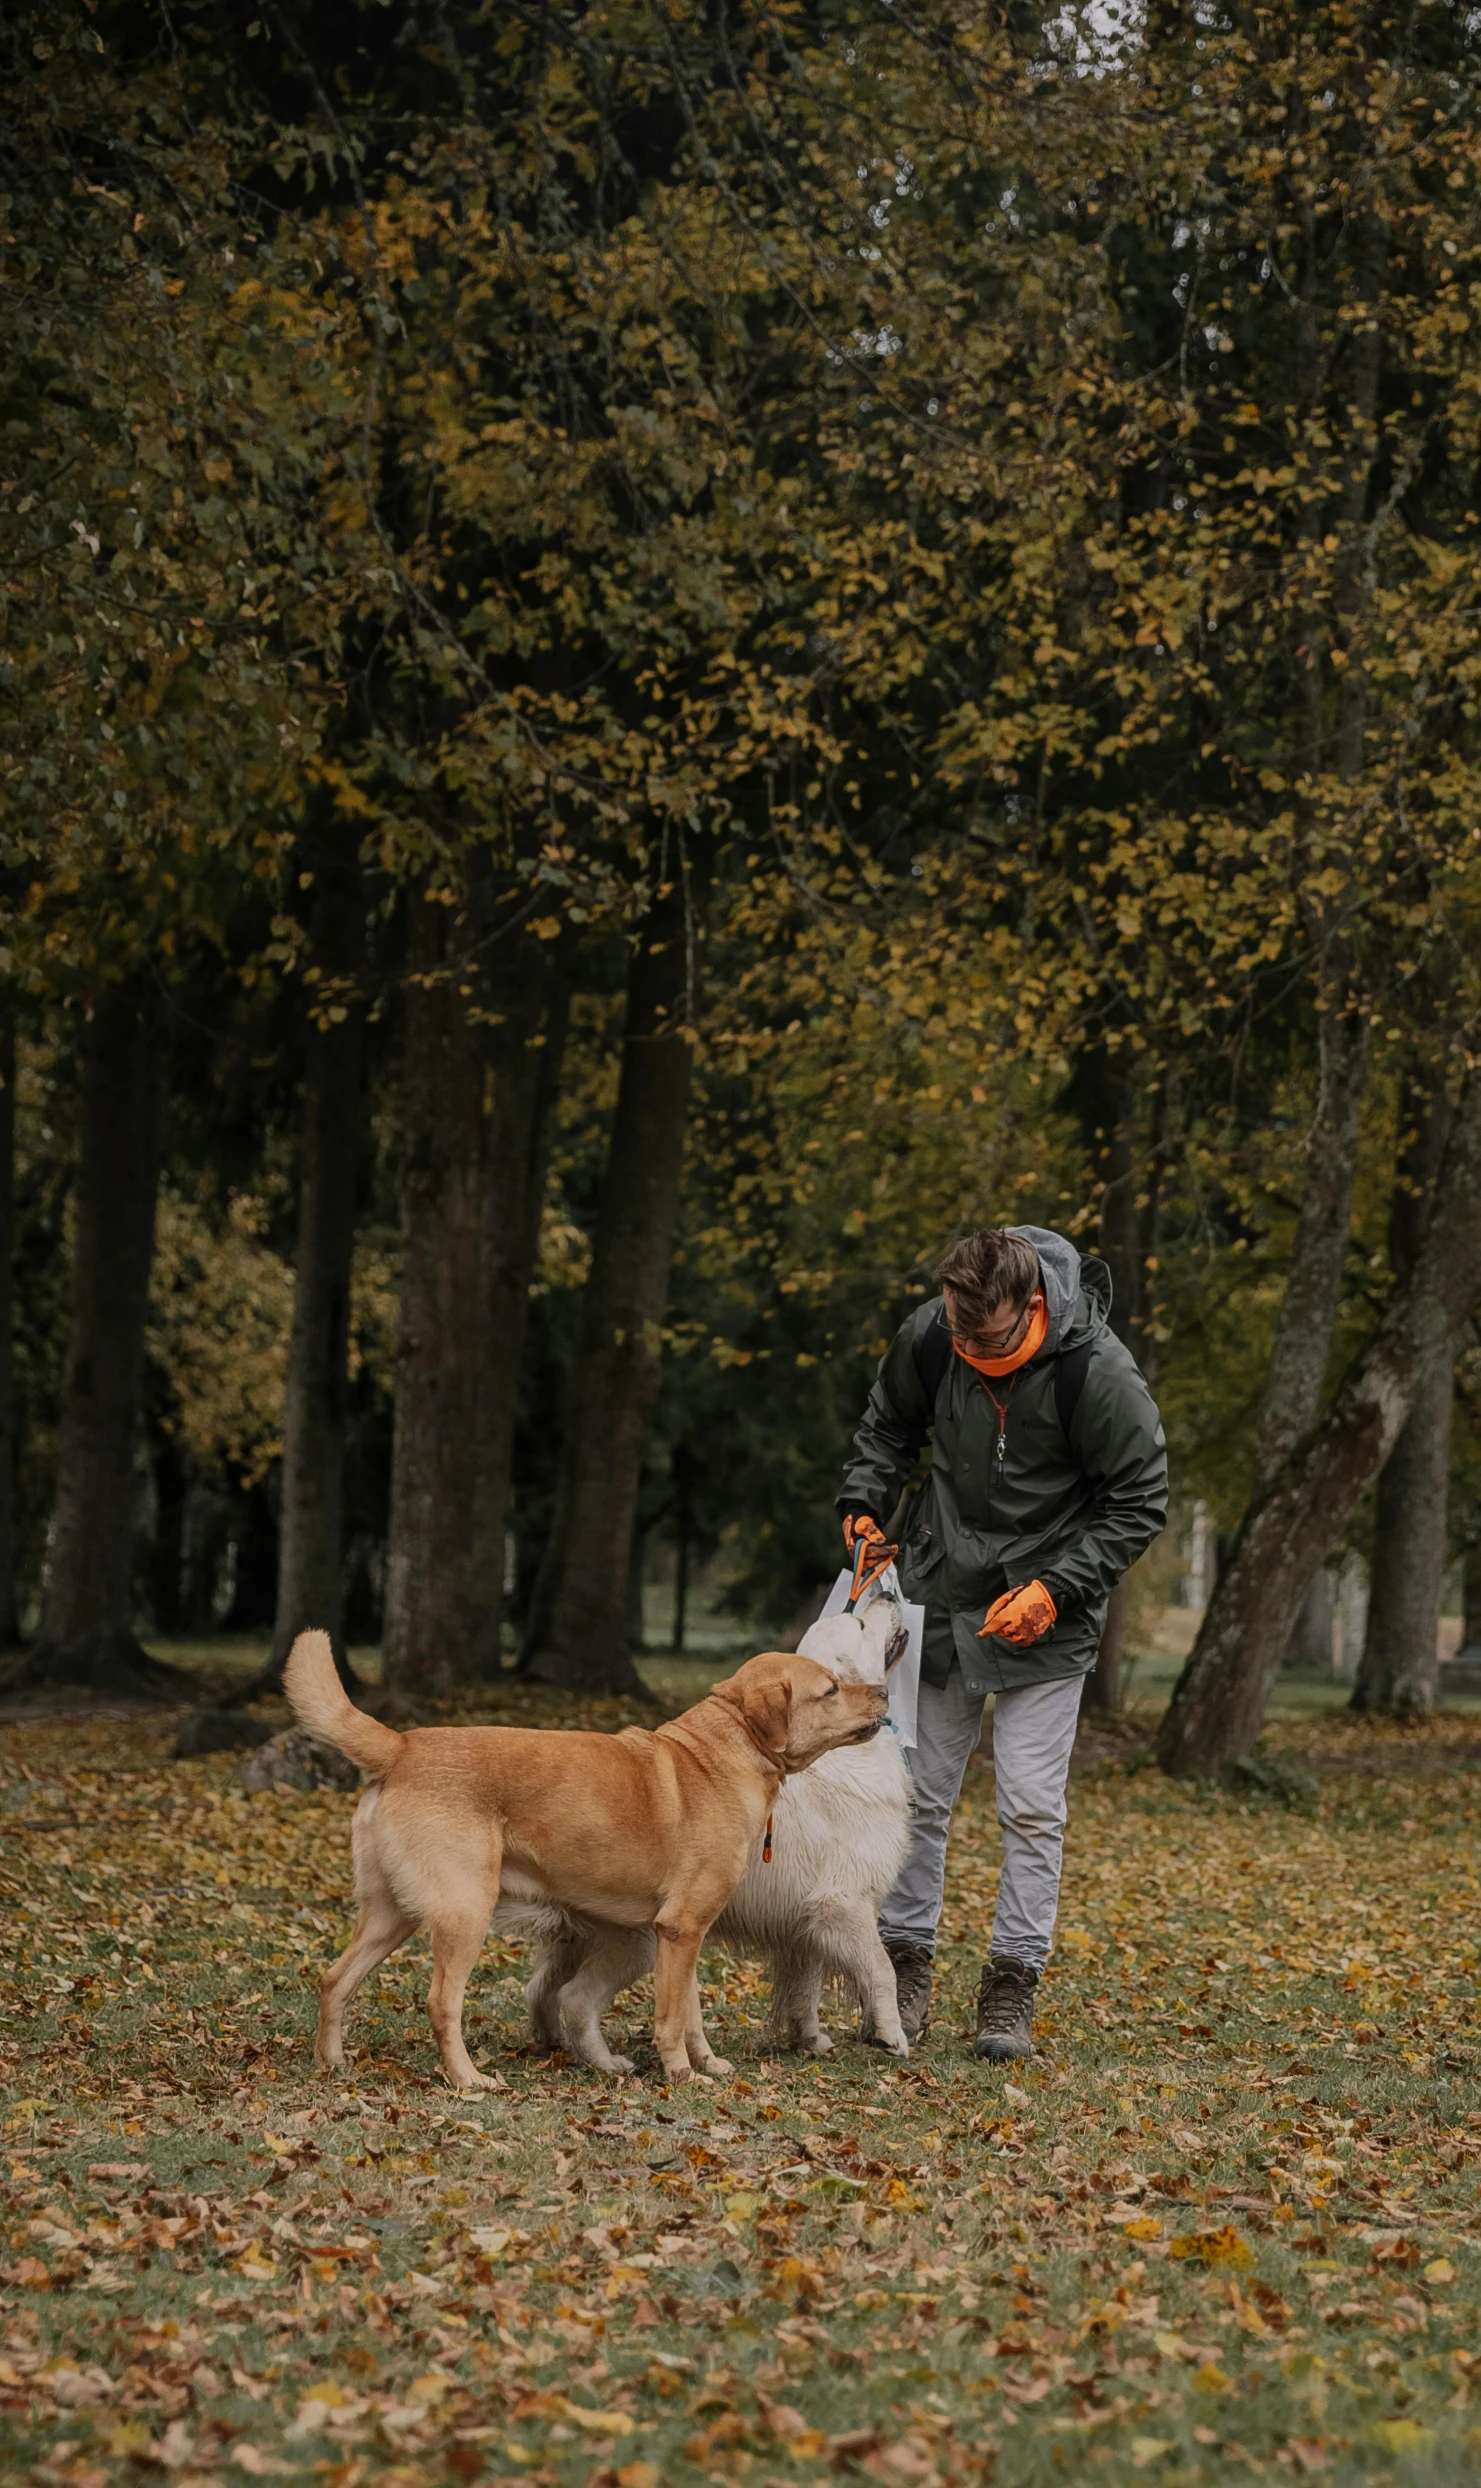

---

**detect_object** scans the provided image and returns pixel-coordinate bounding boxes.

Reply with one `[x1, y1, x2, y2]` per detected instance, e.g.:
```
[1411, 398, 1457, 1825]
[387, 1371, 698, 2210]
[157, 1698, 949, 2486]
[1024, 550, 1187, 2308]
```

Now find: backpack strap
[1053, 1339, 1093, 1447]
[912, 1307, 954, 1411]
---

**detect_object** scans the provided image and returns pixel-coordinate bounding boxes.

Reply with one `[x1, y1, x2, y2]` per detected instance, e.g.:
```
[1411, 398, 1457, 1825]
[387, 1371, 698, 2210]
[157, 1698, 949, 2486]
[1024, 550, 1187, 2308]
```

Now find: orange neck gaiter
[952, 1293, 1049, 1381]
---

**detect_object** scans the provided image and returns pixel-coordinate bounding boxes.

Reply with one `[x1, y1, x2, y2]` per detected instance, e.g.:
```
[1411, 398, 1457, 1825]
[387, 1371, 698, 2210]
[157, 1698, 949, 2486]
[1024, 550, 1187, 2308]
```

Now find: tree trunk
[268, 867, 365, 1683]
[1351, 1068, 1455, 1717]
[149, 1433, 188, 1639]
[1077, 1041, 1145, 1718]
[21, 986, 170, 1693]
[1252, 1007, 1370, 1484]
[525, 864, 705, 1693]
[1156, 1066, 1481, 1776]
[1460, 1540, 1481, 1663]
[672, 1441, 693, 1654]
[1091, 1582, 1126, 1717]
[381, 892, 488, 1702]
[466, 942, 570, 1676]
[1247, 198, 1381, 1494]
[1351, 1352, 1452, 1716]
[1283, 1568, 1334, 1671]
[0, 1000, 18, 1648]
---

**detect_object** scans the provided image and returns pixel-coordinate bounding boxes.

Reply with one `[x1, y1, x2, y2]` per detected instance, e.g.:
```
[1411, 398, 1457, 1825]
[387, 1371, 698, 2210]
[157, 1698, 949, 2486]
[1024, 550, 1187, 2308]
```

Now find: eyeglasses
[943, 1292, 1038, 1357]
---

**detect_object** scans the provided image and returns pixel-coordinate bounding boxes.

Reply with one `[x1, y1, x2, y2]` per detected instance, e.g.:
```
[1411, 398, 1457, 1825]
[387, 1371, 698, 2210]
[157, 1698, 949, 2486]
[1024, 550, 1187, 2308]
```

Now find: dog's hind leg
[558, 1925, 653, 2074]
[316, 1881, 415, 2072]
[422, 1835, 503, 2091]
[525, 1923, 583, 2053]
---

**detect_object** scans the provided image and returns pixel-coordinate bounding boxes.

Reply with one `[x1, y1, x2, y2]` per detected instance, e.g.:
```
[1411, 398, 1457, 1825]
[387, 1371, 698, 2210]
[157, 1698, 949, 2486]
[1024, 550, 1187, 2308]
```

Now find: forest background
[7, 0, 1481, 1776]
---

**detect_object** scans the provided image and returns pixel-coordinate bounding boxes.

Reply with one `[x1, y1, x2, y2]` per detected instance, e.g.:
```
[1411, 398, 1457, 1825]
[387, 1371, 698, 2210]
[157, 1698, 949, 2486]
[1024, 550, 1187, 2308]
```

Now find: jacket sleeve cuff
[1039, 1571, 1077, 1616]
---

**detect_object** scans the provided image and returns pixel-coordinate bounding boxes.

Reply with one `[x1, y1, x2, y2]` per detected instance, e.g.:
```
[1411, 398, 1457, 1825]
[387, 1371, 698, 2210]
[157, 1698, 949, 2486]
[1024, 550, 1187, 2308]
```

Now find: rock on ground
[234, 1726, 360, 1792]
[172, 1708, 273, 1759]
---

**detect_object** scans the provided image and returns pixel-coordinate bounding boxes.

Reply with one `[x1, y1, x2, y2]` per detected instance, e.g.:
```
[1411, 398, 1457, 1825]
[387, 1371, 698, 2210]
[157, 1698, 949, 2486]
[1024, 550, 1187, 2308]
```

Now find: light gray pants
[877, 1669, 1084, 1972]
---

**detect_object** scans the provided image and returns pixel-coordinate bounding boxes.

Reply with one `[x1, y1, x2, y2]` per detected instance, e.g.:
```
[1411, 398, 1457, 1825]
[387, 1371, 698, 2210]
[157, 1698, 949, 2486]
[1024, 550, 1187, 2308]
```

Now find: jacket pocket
[898, 1511, 946, 1601]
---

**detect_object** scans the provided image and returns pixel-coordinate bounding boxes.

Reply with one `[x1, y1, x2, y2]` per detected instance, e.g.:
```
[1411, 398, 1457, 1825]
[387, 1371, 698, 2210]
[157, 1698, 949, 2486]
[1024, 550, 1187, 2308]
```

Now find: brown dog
[284, 1631, 887, 2087]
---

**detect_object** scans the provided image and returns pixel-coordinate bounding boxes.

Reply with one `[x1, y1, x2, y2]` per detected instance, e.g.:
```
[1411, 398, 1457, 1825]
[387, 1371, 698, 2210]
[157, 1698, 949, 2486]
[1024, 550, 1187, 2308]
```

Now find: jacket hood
[1007, 1224, 1111, 1354]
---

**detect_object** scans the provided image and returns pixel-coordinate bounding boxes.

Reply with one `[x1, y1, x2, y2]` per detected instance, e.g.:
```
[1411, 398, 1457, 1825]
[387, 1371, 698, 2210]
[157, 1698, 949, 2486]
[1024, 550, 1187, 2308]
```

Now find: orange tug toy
[842, 1511, 899, 1607]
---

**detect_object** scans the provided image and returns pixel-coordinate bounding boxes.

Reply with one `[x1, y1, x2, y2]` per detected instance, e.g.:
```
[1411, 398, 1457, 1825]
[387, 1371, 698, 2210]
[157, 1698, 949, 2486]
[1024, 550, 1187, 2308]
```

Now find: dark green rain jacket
[837, 1225, 1168, 1697]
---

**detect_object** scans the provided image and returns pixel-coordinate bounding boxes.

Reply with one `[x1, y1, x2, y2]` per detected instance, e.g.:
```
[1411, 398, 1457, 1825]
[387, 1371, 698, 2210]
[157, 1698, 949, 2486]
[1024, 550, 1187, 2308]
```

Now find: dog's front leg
[683, 1968, 733, 2078]
[836, 1906, 910, 2057]
[652, 1917, 707, 2080]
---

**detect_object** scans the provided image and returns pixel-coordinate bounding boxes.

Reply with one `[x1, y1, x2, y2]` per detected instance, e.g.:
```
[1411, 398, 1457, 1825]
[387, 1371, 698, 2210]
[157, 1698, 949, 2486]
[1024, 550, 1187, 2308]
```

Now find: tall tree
[526, 859, 707, 1694]
[381, 891, 488, 1701]
[0, 999, 18, 1649]
[20, 988, 167, 1690]
[1351, 1067, 1454, 1716]
[467, 937, 571, 1676]
[1249, 1014, 1371, 1492]
[1073, 1040, 1159, 1717]
[1156, 1069, 1481, 1776]
[268, 842, 367, 1682]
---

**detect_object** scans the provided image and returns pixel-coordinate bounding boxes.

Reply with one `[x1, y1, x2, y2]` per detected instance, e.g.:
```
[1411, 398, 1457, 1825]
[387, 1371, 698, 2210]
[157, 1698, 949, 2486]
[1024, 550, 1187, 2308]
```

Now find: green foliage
[6, 0, 1481, 1631]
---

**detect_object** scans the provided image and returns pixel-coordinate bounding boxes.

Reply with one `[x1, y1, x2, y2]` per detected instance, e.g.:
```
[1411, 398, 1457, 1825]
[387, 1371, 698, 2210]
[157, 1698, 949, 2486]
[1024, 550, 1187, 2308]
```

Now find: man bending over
[840, 1225, 1167, 2061]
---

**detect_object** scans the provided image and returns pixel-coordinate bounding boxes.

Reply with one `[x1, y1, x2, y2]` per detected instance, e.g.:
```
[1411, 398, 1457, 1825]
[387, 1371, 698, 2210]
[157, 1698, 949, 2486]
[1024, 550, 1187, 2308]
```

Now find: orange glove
[977, 1580, 1057, 1646]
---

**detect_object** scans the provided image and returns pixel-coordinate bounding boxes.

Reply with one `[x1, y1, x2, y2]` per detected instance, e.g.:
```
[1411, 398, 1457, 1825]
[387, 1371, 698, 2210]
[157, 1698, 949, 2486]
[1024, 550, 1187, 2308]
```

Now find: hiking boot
[974, 1958, 1039, 2061]
[881, 1940, 933, 2045]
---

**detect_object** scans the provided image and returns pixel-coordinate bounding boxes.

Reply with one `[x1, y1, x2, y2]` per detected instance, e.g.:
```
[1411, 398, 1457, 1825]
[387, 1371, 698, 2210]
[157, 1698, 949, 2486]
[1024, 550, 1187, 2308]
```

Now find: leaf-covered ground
[2, 1678, 1480, 2488]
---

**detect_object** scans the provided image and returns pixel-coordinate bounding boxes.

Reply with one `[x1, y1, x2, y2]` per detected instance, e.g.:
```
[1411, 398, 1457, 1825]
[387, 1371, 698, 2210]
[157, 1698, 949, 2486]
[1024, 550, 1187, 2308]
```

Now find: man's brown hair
[934, 1230, 1041, 1330]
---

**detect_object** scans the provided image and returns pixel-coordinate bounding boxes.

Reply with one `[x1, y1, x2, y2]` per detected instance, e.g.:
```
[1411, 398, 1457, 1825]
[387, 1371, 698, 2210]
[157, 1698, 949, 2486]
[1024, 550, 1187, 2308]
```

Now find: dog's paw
[695, 2054, 734, 2078]
[859, 2019, 909, 2056]
[592, 2053, 635, 2076]
[803, 2033, 834, 2057]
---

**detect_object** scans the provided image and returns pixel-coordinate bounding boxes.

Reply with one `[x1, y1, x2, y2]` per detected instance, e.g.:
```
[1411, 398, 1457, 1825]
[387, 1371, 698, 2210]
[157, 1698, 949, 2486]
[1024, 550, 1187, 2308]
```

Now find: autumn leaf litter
[2, 1693, 1480, 2486]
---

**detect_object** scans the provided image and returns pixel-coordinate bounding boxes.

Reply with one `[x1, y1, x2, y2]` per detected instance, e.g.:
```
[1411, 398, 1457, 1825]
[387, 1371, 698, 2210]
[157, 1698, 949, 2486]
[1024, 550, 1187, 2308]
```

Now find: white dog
[511, 1596, 914, 2068]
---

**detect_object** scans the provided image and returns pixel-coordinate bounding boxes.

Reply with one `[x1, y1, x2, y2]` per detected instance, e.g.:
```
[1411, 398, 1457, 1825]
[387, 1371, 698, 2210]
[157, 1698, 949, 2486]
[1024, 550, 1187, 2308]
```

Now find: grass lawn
[2, 1647, 1480, 2488]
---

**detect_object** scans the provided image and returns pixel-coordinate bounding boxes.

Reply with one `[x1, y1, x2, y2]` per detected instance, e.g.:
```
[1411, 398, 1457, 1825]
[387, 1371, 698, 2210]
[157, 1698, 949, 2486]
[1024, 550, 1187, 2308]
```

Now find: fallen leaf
[558, 2400, 636, 2435]
[1370, 2419, 1434, 2452]
[1170, 2225, 1253, 2269]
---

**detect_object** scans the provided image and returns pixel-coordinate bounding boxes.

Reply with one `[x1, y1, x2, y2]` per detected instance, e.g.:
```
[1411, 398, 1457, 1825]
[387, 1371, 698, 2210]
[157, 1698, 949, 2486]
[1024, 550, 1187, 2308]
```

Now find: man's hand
[842, 1512, 898, 1602]
[977, 1580, 1057, 1646]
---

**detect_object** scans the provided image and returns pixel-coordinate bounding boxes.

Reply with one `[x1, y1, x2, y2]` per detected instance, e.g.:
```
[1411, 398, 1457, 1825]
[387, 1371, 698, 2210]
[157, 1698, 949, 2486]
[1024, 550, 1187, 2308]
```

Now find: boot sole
[974, 2034, 1032, 2061]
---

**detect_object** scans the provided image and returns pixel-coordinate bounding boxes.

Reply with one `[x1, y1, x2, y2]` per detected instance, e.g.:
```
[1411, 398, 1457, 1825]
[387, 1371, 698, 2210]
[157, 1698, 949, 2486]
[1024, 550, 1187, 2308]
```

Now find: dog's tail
[284, 1630, 404, 1777]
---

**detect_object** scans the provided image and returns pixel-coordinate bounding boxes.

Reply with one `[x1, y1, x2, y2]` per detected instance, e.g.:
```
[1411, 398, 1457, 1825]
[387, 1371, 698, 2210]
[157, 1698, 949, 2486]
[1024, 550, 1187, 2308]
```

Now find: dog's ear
[720, 1669, 793, 1756]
